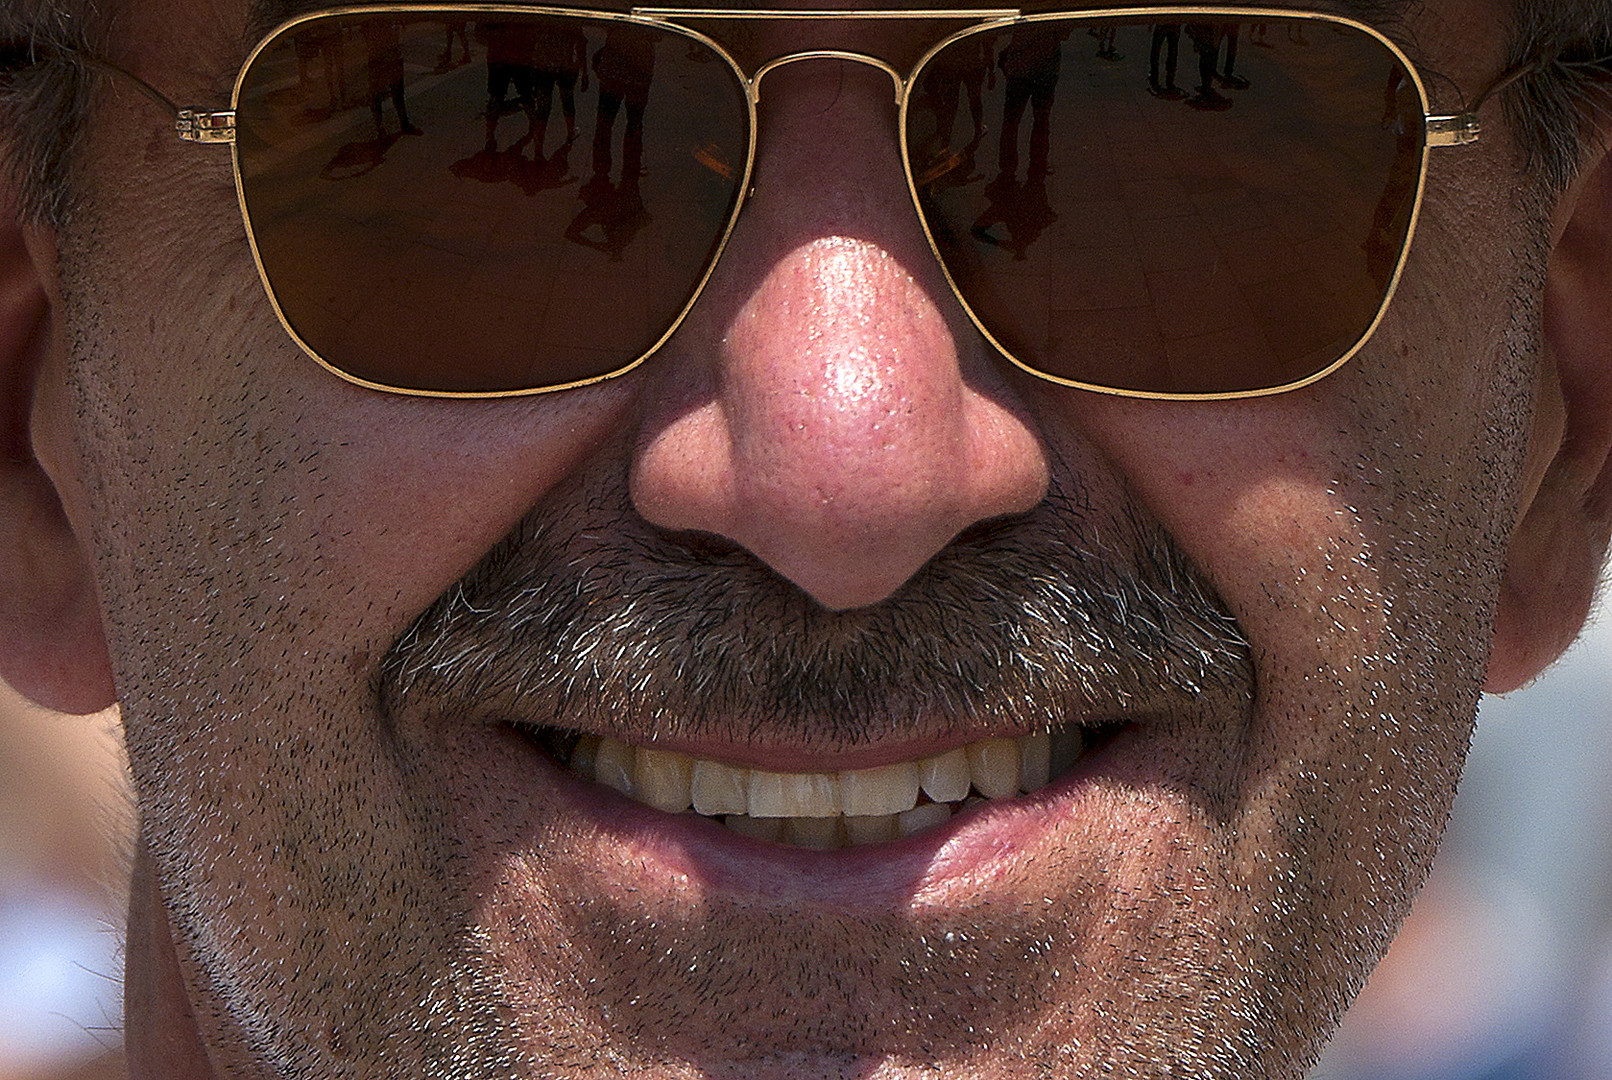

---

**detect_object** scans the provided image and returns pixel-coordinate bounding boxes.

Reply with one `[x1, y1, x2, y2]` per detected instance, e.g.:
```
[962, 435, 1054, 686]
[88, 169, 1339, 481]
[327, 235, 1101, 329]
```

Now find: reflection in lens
[235, 12, 749, 393]
[907, 15, 1425, 396]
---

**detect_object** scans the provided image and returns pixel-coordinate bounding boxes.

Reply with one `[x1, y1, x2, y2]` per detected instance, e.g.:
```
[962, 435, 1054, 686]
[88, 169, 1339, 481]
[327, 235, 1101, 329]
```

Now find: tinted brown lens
[907, 15, 1424, 395]
[235, 11, 749, 393]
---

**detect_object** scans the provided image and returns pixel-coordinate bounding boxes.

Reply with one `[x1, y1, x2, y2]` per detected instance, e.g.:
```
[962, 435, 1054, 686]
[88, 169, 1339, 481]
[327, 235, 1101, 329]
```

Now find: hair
[0, 0, 1608, 225]
[0, 0, 92, 225]
[1505, 1, 1612, 189]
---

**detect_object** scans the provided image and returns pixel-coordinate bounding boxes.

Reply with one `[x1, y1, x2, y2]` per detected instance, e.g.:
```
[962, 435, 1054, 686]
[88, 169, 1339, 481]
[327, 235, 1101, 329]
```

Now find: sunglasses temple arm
[1465, 59, 1539, 118]
[69, 51, 182, 116]
[66, 49, 237, 144]
[1461, 46, 1612, 120]
[1426, 64, 1538, 148]
[1425, 54, 1565, 146]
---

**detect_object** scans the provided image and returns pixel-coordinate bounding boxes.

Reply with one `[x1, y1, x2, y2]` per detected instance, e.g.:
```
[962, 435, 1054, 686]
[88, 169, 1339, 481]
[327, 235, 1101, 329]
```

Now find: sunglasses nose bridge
[749, 51, 907, 107]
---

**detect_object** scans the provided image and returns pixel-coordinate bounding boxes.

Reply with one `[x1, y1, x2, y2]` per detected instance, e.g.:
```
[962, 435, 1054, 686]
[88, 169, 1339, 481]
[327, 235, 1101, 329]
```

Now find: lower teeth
[537, 723, 1093, 848]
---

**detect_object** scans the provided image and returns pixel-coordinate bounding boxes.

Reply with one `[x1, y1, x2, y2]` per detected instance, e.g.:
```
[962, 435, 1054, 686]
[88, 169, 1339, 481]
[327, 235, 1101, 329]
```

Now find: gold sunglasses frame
[162, 4, 1481, 400]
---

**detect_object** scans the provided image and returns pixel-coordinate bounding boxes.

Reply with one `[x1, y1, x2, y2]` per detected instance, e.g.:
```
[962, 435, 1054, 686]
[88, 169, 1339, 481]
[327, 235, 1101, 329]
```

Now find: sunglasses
[122, 5, 1486, 398]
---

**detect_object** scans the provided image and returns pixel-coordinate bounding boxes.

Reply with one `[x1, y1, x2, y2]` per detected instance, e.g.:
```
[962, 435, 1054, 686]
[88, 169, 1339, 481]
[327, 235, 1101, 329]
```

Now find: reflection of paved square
[240, 18, 747, 389]
[1055, 245, 1150, 311]
[1189, 189, 1270, 237]
[1059, 200, 1134, 251]
[1212, 225, 1293, 287]
[1148, 265, 1258, 341]
[1163, 322, 1282, 392]
[1118, 177, 1194, 221]
[919, 18, 1418, 391]
[1046, 303, 1168, 390]
[1132, 214, 1220, 276]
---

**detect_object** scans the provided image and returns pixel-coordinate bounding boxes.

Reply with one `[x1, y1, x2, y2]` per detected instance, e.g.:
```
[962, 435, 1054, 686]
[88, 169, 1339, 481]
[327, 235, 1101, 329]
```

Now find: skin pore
[6, 0, 1612, 1076]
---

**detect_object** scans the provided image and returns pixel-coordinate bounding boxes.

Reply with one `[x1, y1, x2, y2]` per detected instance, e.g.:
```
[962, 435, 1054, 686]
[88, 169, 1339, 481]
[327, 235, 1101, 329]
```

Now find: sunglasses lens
[907, 15, 1425, 396]
[234, 11, 749, 393]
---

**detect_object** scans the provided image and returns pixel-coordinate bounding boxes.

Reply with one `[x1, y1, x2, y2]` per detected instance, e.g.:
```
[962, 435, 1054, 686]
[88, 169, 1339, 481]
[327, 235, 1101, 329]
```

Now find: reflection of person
[995, 23, 1071, 180]
[531, 21, 589, 152]
[3, 3, 1612, 1080]
[1213, 23, 1247, 89]
[918, 32, 991, 149]
[970, 171, 1057, 258]
[1185, 22, 1234, 109]
[478, 19, 540, 152]
[435, 19, 470, 71]
[1149, 23, 1184, 98]
[360, 18, 420, 138]
[565, 173, 651, 261]
[1365, 85, 1423, 290]
[1088, 23, 1122, 61]
[293, 22, 346, 111]
[590, 25, 655, 183]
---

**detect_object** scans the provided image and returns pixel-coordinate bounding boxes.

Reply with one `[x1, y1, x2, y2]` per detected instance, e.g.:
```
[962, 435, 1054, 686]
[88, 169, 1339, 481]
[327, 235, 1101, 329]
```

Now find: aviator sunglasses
[105, 5, 1498, 398]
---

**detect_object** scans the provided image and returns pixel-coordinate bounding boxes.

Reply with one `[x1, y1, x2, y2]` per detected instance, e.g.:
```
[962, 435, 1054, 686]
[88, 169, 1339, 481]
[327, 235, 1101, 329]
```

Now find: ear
[0, 168, 115, 712]
[1487, 137, 1612, 693]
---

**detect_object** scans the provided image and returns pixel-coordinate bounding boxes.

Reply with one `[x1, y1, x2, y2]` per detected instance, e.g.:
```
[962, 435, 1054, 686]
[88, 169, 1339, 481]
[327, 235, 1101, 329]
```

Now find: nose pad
[629, 59, 1050, 611]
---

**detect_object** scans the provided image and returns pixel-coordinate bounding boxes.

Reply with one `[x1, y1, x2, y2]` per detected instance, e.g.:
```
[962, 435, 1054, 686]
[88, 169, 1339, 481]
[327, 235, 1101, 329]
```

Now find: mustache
[377, 470, 1253, 747]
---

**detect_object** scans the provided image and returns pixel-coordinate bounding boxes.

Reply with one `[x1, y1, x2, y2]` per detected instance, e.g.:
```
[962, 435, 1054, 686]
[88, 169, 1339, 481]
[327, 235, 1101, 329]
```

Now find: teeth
[749, 770, 840, 817]
[635, 747, 694, 813]
[724, 814, 783, 841]
[571, 734, 601, 780]
[918, 747, 971, 804]
[839, 760, 920, 817]
[1050, 726, 1084, 776]
[843, 813, 900, 845]
[565, 725, 1091, 848]
[785, 816, 842, 849]
[1020, 731, 1051, 792]
[967, 738, 1021, 799]
[898, 802, 953, 836]
[691, 758, 749, 816]
[595, 737, 636, 796]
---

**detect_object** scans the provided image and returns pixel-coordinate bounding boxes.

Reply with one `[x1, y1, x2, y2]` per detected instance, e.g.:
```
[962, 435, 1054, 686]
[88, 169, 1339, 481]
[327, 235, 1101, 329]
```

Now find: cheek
[278, 384, 638, 632]
[1056, 391, 1391, 660]
[61, 207, 637, 671]
[1037, 197, 1538, 681]
[1031, 218, 1536, 855]
[64, 85, 641, 661]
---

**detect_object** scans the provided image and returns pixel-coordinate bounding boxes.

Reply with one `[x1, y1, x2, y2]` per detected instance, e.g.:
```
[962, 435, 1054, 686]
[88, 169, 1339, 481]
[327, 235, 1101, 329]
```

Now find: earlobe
[1487, 138, 1612, 693]
[0, 173, 115, 712]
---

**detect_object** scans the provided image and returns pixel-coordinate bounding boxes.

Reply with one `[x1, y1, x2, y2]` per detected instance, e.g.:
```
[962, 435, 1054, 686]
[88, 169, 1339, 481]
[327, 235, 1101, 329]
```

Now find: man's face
[30, 0, 1561, 1074]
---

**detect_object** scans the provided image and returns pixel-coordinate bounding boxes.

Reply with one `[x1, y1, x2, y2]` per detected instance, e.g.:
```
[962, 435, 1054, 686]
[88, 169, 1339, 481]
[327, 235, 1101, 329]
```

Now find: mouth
[523, 721, 1122, 849]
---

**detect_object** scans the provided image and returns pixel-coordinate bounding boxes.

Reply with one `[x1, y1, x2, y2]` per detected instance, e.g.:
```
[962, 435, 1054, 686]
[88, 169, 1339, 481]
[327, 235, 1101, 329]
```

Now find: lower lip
[497, 723, 1141, 907]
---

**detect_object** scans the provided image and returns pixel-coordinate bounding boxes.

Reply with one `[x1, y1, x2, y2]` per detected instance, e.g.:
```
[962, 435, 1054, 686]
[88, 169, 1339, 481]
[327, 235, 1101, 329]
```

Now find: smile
[533, 723, 1096, 849]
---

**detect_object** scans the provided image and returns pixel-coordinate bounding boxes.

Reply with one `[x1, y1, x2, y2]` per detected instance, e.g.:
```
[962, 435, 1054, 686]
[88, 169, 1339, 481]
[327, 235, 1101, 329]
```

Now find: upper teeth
[566, 727, 1085, 846]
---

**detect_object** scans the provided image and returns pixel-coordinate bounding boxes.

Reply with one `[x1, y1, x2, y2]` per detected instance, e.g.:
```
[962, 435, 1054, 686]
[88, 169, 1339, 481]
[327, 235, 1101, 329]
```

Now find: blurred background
[1315, 601, 1612, 1080]
[0, 681, 127, 1080]
[2, 604, 1611, 1080]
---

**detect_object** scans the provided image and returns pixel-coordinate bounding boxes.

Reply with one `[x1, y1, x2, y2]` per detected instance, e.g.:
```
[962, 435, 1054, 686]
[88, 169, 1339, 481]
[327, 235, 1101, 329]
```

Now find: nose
[629, 60, 1050, 611]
